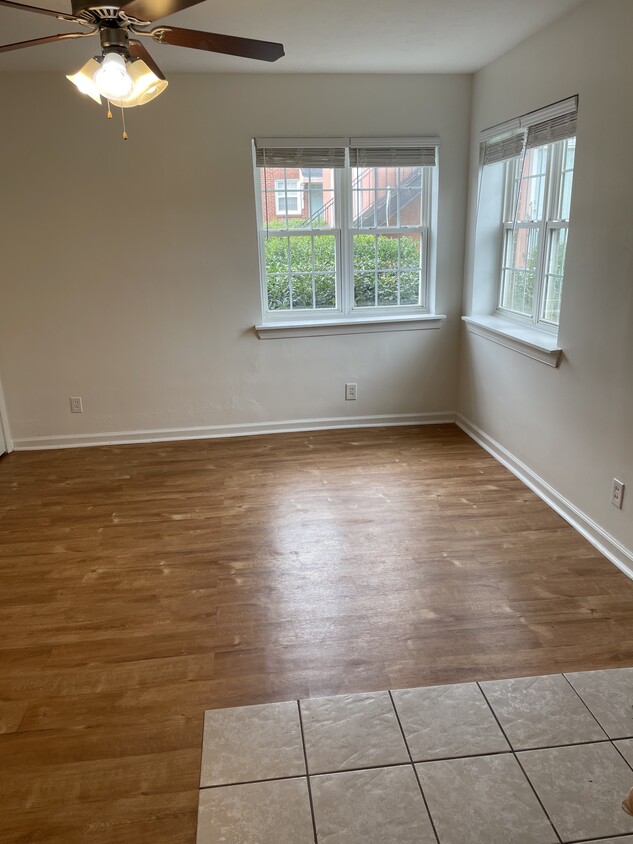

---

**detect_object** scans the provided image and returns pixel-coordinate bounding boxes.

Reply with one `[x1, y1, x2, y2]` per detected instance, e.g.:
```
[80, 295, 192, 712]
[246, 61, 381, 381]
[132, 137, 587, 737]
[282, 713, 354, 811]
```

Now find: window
[478, 98, 578, 333]
[274, 177, 303, 216]
[499, 136, 576, 326]
[254, 139, 438, 322]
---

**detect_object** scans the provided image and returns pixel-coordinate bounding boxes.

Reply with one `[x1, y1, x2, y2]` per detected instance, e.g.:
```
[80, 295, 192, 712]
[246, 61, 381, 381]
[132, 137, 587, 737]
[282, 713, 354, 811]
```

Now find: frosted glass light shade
[66, 59, 102, 104]
[111, 59, 168, 109]
[67, 56, 168, 109]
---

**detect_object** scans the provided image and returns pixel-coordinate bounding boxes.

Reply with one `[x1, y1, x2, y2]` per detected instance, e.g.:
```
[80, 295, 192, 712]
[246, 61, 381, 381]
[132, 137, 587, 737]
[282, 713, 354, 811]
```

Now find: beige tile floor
[196, 667, 633, 844]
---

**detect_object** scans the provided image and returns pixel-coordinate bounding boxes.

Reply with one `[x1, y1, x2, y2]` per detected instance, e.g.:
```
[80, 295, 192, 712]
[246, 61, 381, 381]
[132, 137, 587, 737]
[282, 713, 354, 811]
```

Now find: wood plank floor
[1, 424, 632, 842]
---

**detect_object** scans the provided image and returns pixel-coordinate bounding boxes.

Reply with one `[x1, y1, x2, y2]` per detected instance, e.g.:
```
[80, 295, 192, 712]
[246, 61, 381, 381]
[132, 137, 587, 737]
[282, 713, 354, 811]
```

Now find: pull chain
[107, 100, 112, 120]
[121, 107, 128, 141]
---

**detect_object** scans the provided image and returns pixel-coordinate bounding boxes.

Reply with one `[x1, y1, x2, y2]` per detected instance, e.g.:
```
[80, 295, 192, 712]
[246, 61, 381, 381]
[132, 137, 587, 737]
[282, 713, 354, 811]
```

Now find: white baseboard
[456, 414, 633, 581]
[13, 412, 456, 451]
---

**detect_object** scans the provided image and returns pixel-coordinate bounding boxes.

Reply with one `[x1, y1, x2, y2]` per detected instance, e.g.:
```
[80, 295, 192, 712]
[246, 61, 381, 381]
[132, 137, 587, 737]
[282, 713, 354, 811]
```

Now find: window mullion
[311, 235, 316, 310]
[533, 148, 556, 324]
[421, 227, 429, 308]
[286, 232, 293, 311]
[336, 165, 352, 316]
[423, 168, 433, 309]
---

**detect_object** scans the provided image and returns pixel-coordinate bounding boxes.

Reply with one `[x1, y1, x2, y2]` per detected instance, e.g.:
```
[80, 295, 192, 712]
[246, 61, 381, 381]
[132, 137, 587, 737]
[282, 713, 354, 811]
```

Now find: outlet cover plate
[612, 478, 625, 509]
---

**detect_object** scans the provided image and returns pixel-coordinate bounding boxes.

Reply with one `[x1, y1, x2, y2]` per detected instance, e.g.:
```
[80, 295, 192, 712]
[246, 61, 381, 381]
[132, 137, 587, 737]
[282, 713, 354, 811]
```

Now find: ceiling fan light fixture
[66, 58, 102, 104]
[93, 51, 134, 100]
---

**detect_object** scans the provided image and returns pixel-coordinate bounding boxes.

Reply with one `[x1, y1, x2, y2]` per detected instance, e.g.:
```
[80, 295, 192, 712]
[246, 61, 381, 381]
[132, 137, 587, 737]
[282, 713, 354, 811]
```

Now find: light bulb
[93, 53, 133, 100]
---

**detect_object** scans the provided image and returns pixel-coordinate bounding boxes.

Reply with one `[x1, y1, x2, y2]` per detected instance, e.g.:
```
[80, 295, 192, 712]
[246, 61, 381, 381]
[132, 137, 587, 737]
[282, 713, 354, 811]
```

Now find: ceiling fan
[0, 0, 285, 111]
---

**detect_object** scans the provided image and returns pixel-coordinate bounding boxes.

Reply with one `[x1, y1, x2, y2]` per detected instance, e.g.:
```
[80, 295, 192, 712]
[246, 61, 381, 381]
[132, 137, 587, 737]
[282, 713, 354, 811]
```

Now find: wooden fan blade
[0, 31, 89, 52]
[150, 26, 284, 62]
[121, 0, 206, 23]
[0, 0, 82, 21]
[128, 38, 165, 79]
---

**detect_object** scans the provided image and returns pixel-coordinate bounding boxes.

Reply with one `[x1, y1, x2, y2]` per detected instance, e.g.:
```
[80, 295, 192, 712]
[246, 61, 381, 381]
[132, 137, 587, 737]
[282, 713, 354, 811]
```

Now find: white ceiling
[0, 0, 585, 73]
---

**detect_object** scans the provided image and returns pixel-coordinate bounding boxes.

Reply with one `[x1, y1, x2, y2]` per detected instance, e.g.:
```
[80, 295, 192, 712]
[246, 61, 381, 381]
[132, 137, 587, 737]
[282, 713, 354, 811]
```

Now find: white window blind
[255, 138, 439, 169]
[526, 111, 577, 149]
[255, 144, 346, 169]
[482, 133, 526, 166]
[349, 146, 437, 168]
[480, 96, 578, 164]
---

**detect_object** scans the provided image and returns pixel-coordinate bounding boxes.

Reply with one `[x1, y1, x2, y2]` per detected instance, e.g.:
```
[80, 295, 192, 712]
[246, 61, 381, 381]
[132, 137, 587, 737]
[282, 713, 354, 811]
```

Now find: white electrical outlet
[611, 478, 625, 509]
[70, 396, 83, 414]
[345, 383, 357, 401]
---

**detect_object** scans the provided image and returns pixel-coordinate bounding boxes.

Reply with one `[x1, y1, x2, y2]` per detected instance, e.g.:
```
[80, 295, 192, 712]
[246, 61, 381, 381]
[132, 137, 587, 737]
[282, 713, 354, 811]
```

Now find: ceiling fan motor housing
[99, 23, 130, 55]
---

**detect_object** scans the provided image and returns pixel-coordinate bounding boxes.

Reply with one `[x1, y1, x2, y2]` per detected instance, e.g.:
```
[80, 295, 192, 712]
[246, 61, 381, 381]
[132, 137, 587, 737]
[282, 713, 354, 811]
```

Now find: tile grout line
[562, 673, 612, 740]
[567, 833, 633, 843]
[513, 738, 613, 752]
[200, 774, 311, 791]
[562, 673, 633, 774]
[198, 755, 511, 791]
[297, 699, 319, 844]
[388, 689, 441, 844]
[196, 733, 633, 792]
[477, 680, 563, 844]
[613, 742, 633, 776]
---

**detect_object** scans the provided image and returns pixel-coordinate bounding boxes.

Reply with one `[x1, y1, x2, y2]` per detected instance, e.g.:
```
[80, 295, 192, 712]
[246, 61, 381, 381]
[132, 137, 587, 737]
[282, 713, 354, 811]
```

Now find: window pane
[541, 227, 568, 324]
[259, 168, 336, 230]
[354, 273, 376, 307]
[512, 147, 549, 223]
[267, 276, 291, 311]
[353, 233, 422, 307]
[559, 138, 575, 221]
[500, 226, 539, 315]
[352, 166, 424, 228]
[291, 274, 314, 309]
[264, 234, 336, 312]
[400, 271, 421, 306]
[314, 274, 336, 309]
[377, 272, 398, 306]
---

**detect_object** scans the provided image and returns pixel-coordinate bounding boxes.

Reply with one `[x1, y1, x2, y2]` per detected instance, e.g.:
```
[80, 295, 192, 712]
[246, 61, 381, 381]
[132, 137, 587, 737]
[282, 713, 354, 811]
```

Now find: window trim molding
[462, 315, 562, 367]
[252, 137, 440, 326]
[256, 313, 446, 339]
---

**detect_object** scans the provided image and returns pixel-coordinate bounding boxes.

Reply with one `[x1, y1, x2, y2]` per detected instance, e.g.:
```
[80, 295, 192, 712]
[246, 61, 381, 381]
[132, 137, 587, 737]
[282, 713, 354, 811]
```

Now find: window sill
[255, 314, 446, 339]
[462, 315, 562, 367]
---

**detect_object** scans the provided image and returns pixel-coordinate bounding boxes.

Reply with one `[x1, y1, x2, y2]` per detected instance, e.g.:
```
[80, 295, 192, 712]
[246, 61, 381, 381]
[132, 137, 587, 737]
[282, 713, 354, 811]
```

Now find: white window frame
[497, 139, 572, 332]
[347, 165, 433, 316]
[274, 178, 304, 216]
[463, 97, 577, 366]
[253, 140, 440, 327]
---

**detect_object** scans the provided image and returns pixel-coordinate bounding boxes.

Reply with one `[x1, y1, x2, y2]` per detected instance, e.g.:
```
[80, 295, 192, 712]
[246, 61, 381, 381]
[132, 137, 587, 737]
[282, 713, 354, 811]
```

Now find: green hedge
[264, 234, 421, 310]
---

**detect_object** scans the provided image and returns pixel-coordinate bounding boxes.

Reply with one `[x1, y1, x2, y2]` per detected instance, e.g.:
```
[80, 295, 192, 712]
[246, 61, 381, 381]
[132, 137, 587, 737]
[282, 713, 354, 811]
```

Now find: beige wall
[459, 0, 633, 553]
[0, 72, 471, 443]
